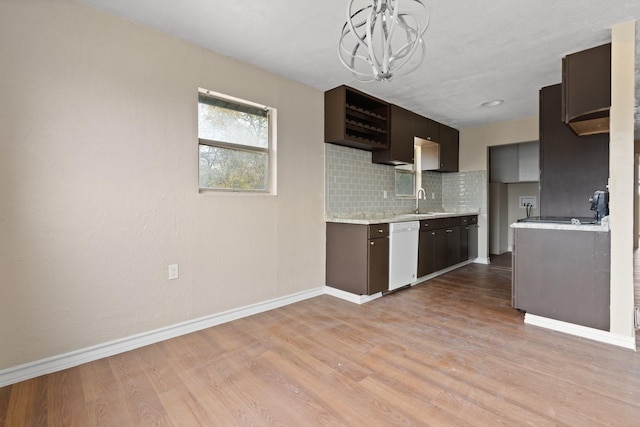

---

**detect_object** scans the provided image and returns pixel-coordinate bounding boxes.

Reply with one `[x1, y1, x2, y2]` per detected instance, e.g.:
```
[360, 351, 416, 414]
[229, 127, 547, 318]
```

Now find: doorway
[487, 141, 541, 266]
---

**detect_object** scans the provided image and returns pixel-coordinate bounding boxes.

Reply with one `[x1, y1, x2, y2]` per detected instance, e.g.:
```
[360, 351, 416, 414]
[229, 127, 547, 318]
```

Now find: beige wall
[460, 116, 539, 260]
[609, 21, 636, 338]
[507, 183, 541, 250]
[0, 0, 325, 370]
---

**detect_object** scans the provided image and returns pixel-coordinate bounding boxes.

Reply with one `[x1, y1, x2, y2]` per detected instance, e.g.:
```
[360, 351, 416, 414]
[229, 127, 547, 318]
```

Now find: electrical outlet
[431, 192, 435, 199]
[519, 196, 537, 208]
[383, 190, 387, 199]
[168, 264, 179, 280]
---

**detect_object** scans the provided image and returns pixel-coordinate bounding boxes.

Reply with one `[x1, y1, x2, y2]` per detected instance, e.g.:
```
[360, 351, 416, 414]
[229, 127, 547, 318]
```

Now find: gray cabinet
[512, 227, 610, 330]
[326, 223, 389, 295]
[490, 141, 539, 183]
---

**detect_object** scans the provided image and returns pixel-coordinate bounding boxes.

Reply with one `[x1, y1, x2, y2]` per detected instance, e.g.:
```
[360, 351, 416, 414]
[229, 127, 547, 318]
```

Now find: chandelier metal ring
[338, 0, 430, 82]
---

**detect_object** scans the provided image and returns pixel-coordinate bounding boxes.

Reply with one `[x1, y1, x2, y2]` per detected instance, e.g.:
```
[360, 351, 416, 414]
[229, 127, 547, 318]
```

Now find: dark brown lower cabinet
[460, 225, 469, 261]
[368, 233, 389, 294]
[440, 226, 461, 269]
[419, 216, 478, 277]
[326, 222, 389, 295]
[468, 223, 478, 260]
[417, 229, 436, 277]
[512, 227, 610, 330]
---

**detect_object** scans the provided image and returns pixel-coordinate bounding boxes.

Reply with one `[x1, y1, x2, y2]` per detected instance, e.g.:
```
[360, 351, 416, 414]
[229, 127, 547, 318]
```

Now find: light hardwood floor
[2, 263, 640, 426]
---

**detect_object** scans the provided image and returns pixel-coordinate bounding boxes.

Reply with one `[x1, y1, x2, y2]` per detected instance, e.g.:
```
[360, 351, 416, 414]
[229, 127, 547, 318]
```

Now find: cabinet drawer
[461, 215, 478, 225]
[368, 223, 389, 238]
[421, 217, 461, 230]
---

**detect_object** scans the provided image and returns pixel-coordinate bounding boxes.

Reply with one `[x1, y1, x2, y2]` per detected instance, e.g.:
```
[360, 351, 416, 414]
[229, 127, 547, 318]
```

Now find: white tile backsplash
[325, 143, 487, 215]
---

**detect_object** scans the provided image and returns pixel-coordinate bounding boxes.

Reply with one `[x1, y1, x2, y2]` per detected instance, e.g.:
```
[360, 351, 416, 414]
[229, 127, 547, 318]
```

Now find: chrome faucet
[415, 188, 426, 213]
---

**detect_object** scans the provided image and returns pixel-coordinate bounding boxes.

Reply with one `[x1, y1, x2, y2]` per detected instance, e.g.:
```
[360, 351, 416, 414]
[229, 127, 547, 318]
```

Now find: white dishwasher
[388, 221, 420, 291]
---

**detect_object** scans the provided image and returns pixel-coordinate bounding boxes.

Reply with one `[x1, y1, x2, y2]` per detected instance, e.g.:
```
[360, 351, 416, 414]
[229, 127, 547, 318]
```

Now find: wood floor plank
[2, 261, 640, 426]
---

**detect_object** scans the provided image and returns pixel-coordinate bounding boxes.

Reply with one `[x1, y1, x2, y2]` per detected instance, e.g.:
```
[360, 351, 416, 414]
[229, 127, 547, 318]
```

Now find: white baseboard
[412, 260, 474, 284]
[324, 286, 382, 304]
[473, 257, 490, 265]
[524, 314, 637, 350]
[0, 286, 325, 387]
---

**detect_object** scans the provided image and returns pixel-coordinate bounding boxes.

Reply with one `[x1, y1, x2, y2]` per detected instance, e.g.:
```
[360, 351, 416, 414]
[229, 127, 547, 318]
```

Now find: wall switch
[168, 264, 179, 280]
[519, 196, 537, 208]
[383, 190, 387, 199]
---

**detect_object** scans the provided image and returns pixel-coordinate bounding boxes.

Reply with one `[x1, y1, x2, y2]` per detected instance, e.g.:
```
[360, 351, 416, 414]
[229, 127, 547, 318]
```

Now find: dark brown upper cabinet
[437, 124, 459, 172]
[325, 85, 389, 151]
[415, 115, 440, 142]
[562, 43, 611, 136]
[372, 105, 415, 165]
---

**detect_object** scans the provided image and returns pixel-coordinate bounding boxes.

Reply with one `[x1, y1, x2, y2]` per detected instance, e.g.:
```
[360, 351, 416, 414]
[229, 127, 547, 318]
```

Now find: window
[395, 166, 415, 197]
[394, 145, 420, 197]
[198, 89, 275, 192]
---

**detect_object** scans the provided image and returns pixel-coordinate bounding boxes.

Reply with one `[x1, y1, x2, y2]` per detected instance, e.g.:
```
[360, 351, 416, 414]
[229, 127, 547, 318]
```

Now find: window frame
[394, 145, 420, 198]
[197, 88, 276, 194]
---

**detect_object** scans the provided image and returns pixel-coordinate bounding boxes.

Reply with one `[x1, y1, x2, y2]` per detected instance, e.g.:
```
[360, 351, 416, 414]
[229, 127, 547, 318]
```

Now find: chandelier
[338, 0, 430, 82]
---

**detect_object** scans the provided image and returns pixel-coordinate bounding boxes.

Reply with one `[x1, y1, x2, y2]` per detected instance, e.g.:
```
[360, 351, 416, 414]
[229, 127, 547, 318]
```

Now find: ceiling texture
[76, 0, 640, 136]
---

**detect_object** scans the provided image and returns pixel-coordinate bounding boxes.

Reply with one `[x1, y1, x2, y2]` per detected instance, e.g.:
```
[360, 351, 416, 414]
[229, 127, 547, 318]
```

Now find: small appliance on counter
[589, 190, 609, 223]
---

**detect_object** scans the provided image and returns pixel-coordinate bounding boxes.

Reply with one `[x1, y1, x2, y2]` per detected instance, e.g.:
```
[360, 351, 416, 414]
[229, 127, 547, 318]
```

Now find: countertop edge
[511, 222, 610, 232]
[326, 211, 480, 225]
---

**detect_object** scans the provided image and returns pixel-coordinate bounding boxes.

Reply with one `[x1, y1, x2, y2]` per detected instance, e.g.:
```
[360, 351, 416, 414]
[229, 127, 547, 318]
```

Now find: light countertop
[511, 216, 610, 232]
[326, 211, 480, 225]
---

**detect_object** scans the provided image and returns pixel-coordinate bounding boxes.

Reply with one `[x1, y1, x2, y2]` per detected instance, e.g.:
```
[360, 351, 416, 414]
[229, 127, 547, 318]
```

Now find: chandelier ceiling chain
[339, 0, 430, 82]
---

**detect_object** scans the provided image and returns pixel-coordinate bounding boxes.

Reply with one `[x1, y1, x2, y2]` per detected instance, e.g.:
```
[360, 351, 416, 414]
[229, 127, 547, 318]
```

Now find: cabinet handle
[446, 229, 452, 233]
[431, 232, 435, 235]
[378, 229, 384, 233]
[370, 241, 375, 246]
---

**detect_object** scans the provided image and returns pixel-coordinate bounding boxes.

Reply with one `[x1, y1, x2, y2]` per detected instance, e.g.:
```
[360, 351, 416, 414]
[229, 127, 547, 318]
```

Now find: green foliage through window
[198, 91, 272, 191]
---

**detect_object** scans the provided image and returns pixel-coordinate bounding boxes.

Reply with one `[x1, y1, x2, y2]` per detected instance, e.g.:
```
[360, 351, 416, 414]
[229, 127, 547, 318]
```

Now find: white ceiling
[76, 0, 640, 135]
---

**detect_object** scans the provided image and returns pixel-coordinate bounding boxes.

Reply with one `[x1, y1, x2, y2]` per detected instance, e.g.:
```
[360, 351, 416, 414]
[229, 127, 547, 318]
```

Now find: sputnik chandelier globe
[338, 0, 430, 82]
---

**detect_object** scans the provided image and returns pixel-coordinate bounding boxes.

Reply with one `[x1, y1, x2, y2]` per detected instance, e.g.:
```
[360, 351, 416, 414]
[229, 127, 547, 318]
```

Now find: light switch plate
[168, 264, 179, 280]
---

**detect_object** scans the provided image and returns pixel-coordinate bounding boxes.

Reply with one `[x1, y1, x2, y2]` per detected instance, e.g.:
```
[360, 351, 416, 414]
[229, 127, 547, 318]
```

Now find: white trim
[324, 286, 383, 304]
[524, 313, 637, 350]
[0, 286, 324, 387]
[473, 257, 490, 265]
[412, 260, 474, 284]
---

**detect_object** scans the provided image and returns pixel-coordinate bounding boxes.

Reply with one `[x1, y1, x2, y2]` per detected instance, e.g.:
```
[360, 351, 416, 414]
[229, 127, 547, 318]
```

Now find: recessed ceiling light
[481, 99, 504, 107]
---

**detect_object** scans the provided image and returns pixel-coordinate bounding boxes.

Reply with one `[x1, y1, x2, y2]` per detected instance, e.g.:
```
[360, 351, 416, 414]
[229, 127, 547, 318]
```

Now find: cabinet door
[460, 225, 469, 262]
[446, 226, 461, 266]
[326, 223, 369, 295]
[372, 104, 414, 165]
[468, 224, 478, 260]
[368, 236, 389, 294]
[415, 115, 440, 142]
[438, 124, 459, 172]
[562, 43, 611, 134]
[434, 229, 449, 271]
[489, 144, 519, 183]
[418, 230, 436, 277]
